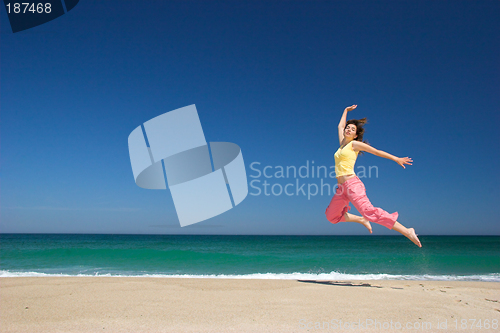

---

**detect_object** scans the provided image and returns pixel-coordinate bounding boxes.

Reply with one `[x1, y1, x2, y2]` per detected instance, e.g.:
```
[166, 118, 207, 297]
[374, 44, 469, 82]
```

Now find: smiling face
[344, 123, 358, 140]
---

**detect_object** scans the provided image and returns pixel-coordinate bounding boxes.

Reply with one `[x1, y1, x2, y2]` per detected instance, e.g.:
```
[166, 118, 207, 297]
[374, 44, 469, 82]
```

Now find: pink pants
[325, 176, 398, 229]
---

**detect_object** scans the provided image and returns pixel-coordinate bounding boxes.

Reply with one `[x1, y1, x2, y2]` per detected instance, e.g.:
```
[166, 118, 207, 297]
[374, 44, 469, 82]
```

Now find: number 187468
[6, 3, 52, 14]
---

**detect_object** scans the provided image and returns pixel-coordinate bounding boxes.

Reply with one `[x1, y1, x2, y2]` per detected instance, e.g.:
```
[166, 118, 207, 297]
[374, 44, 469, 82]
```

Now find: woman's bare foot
[391, 222, 422, 247]
[359, 218, 372, 234]
[406, 228, 422, 247]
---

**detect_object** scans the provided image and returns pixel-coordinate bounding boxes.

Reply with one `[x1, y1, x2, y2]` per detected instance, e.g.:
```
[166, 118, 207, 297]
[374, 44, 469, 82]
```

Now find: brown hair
[345, 118, 369, 154]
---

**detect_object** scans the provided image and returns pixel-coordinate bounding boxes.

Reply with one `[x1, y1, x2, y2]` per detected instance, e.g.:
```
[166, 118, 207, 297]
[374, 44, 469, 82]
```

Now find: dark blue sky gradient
[1, 0, 499, 235]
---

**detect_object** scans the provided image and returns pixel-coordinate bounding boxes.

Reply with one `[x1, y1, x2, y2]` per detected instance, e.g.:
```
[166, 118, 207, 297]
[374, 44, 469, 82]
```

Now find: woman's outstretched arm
[338, 105, 357, 145]
[352, 141, 413, 169]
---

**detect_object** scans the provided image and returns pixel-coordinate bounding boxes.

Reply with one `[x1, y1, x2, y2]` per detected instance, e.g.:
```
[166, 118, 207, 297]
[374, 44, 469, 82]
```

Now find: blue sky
[1, 0, 499, 235]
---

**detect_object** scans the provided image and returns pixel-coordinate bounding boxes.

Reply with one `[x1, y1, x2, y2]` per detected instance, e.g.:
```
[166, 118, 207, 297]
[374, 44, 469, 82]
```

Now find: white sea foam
[1, 270, 499, 282]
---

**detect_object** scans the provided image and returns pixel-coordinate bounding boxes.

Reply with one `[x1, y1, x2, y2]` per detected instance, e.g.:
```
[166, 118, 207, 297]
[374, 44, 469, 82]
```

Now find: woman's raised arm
[338, 105, 357, 145]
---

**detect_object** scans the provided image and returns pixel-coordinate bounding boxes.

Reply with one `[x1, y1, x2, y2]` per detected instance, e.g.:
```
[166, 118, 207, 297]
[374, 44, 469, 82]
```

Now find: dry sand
[1, 277, 499, 332]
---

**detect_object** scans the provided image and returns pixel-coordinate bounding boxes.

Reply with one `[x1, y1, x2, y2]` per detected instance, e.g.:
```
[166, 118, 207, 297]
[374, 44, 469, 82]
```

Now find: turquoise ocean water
[1, 234, 499, 281]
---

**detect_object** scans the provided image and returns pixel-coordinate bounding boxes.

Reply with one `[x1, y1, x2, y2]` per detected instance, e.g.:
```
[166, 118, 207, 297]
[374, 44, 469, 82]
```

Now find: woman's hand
[345, 105, 357, 112]
[396, 157, 413, 169]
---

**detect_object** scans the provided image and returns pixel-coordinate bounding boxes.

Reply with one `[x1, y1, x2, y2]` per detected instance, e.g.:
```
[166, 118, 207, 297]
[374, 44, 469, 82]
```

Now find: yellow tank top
[334, 141, 359, 177]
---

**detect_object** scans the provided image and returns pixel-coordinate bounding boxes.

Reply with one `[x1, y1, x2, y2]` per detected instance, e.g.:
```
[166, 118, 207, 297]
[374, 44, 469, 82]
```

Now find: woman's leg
[391, 222, 422, 247]
[346, 177, 422, 247]
[326, 186, 372, 233]
[343, 212, 372, 234]
[346, 178, 398, 229]
[325, 185, 350, 224]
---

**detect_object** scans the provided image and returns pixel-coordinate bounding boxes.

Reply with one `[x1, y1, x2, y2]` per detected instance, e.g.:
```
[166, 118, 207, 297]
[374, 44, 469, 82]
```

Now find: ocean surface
[1, 234, 499, 281]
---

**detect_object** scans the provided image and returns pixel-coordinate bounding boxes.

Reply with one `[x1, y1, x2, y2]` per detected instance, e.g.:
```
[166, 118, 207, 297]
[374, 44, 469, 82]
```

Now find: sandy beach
[1, 277, 499, 333]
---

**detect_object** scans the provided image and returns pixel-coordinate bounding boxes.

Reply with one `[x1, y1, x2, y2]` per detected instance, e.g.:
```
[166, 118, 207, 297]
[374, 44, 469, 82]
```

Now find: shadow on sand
[297, 280, 388, 289]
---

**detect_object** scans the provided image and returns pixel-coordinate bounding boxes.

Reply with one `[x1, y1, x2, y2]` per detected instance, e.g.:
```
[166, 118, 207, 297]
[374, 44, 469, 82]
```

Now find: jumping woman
[325, 105, 422, 247]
